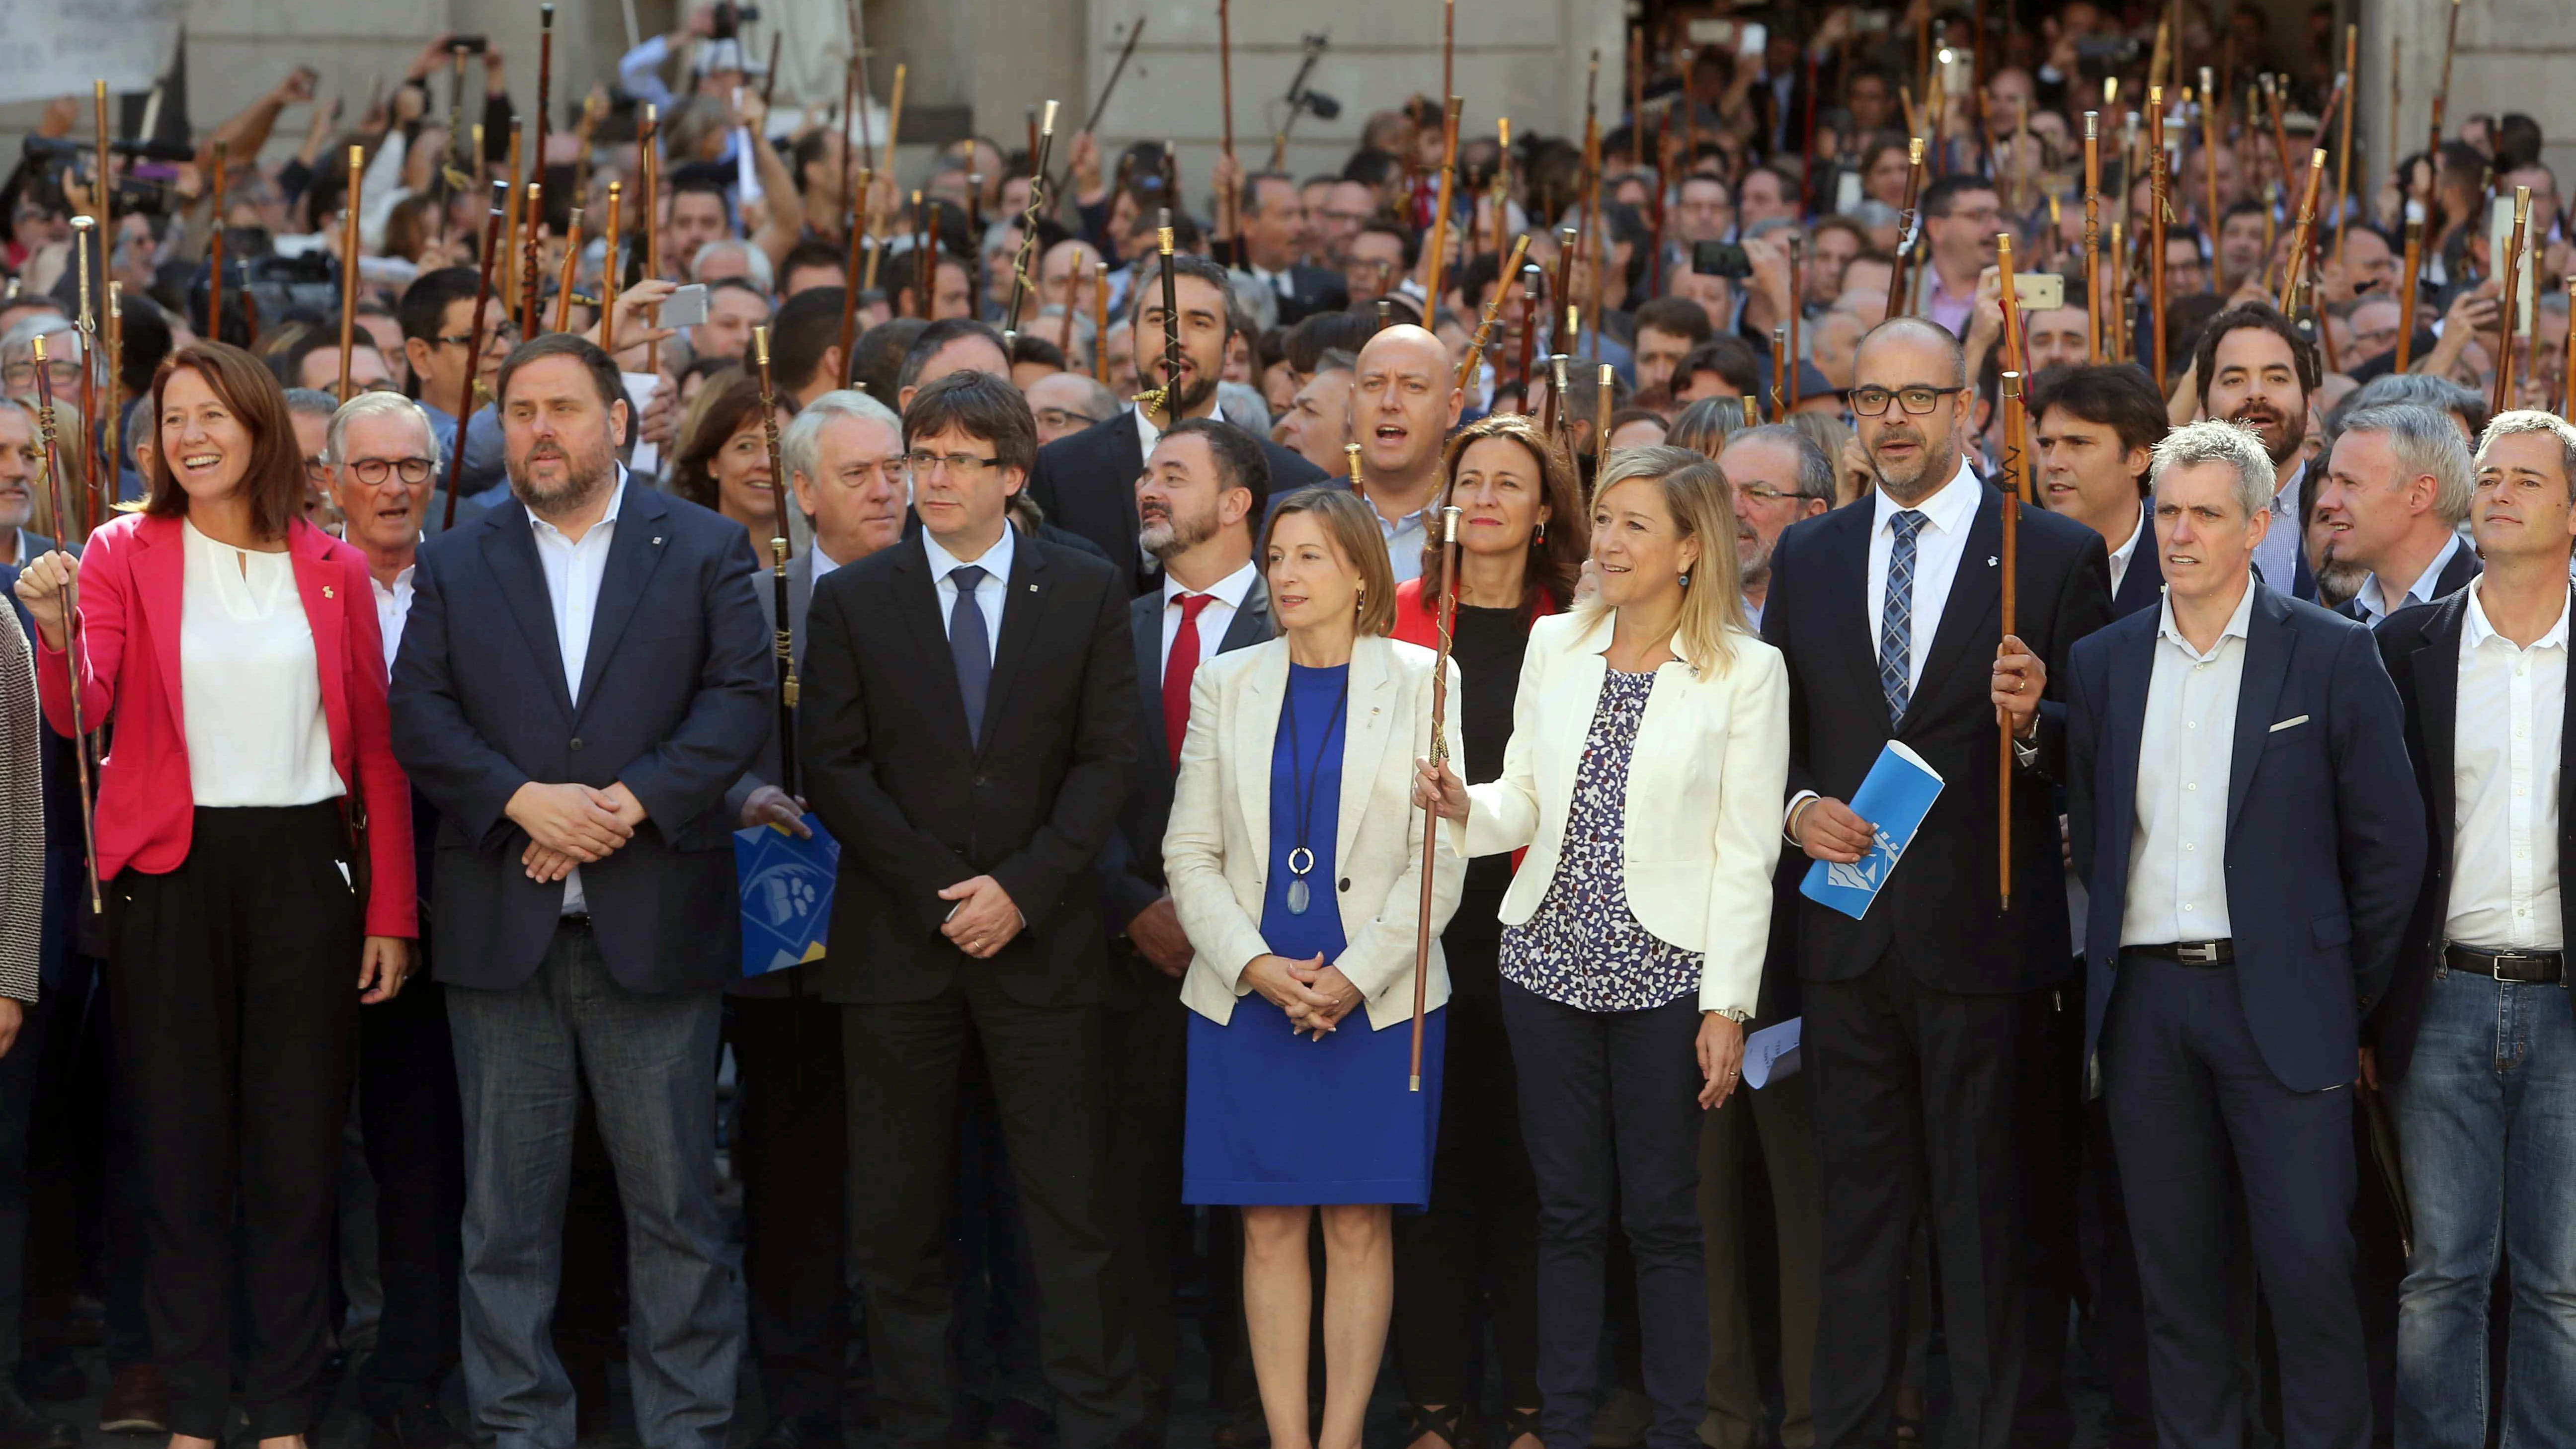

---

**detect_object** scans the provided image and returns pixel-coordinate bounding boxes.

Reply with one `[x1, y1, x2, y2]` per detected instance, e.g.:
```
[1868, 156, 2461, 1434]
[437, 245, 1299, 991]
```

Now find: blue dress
[1182, 661, 1447, 1207]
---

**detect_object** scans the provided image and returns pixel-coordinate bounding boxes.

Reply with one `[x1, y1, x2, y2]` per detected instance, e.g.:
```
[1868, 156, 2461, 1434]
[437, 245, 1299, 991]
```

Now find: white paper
[1742, 1017, 1802, 1090]
[623, 371, 663, 475]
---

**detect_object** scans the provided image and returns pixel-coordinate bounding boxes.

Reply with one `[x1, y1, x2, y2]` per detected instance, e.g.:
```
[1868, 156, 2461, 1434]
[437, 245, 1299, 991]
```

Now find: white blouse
[178, 521, 340, 808]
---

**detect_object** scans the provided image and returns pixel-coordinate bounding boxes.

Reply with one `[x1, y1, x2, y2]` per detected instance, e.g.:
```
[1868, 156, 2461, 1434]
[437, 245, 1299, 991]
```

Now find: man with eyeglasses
[398, 267, 513, 509]
[802, 371, 1143, 1449]
[1026, 372, 1118, 448]
[1718, 423, 1837, 630]
[0, 319, 80, 408]
[320, 390, 471, 1449]
[1764, 317, 2112, 1449]
[1913, 176, 2003, 339]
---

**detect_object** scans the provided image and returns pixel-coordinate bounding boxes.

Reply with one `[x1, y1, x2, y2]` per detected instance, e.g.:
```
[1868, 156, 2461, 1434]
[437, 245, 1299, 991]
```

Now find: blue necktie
[1879, 510, 1927, 726]
[948, 564, 991, 744]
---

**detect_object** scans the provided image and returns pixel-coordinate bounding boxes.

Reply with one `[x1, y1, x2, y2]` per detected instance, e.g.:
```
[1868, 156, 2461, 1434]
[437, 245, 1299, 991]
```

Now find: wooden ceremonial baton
[2493, 188, 2530, 416]
[1000, 101, 1060, 339]
[1997, 368, 2028, 914]
[1595, 363, 1613, 463]
[1516, 264, 1540, 403]
[752, 325, 801, 794]
[2331, 28, 2355, 266]
[28, 337, 99, 912]
[447, 187, 507, 532]
[207, 142, 227, 338]
[1788, 237, 1803, 406]
[551, 208, 585, 336]
[2395, 219, 2423, 372]
[2277, 149, 2325, 311]
[1091, 261, 1111, 382]
[1422, 97, 1463, 324]
[2150, 86, 2169, 385]
[1455, 234, 1532, 397]
[535, 5, 555, 184]
[1411, 499, 1461, 1091]
[1888, 137, 1926, 318]
[641, 107, 663, 372]
[338, 146, 364, 398]
[601, 182, 623, 354]
[2083, 112, 2101, 361]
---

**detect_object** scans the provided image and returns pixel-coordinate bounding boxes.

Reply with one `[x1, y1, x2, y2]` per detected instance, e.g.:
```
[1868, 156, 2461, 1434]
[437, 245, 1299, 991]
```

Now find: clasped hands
[507, 780, 647, 882]
[1245, 953, 1361, 1041]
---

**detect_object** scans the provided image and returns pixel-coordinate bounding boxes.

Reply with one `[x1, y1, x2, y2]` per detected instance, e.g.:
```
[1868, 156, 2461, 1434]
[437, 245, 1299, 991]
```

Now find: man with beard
[1101, 417, 1272, 1442]
[1763, 317, 2112, 1449]
[391, 333, 770, 1449]
[1717, 423, 1835, 628]
[1027, 253, 1328, 592]
[1349, 325, 1464, 584]
[2196, 303, 2321, 601]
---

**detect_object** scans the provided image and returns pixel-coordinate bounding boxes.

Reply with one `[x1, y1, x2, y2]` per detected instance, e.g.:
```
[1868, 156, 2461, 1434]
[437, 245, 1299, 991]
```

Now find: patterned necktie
[948, 564, 991, 745]
[1879, 510, 1927, 725]
[1163, 593, 1214, 770]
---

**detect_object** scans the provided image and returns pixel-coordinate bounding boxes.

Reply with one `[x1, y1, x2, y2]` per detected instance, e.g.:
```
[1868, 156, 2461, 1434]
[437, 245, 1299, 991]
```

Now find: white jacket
[1163, 634, 1467, 1030]
[1454, 610, 1790, 1018]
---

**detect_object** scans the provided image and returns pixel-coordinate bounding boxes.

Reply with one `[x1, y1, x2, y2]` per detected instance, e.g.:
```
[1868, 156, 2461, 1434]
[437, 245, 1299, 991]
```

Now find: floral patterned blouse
[1498, 667, 1703, 1013]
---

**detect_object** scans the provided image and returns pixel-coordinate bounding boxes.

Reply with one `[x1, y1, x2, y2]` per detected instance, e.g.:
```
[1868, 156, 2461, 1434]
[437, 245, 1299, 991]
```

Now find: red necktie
[1164, 593, 1214, 770]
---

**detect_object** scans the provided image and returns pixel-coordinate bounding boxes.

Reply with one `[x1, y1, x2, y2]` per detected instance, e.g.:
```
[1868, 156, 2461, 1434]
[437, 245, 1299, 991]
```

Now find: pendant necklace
[1281, 666, 1351, 916]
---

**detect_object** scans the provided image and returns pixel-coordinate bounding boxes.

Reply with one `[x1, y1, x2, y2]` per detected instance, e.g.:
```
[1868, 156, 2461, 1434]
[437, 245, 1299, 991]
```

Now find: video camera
[21, 134, 198, 218]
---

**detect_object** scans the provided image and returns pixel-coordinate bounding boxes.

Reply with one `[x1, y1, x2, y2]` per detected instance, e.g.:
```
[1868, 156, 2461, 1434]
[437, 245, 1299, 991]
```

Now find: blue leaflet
[1799, 741, 1945, 921]
[734, 814, 839, 975]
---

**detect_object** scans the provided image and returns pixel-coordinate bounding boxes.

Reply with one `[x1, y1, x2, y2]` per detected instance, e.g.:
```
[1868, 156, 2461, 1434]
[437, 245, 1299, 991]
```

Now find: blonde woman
[1164, 486, 1465, 1449]
[1415, 446, 1790, 1449]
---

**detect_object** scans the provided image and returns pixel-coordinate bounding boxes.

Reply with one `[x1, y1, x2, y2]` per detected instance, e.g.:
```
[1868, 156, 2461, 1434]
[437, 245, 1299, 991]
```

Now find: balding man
[1766, 317, 2112, 1449]
[1027, 372, 1120, 447]
[1040, 240, 1107, 312]
[2315, 403, 2482, 626]
[1348, 325, 1464, 584]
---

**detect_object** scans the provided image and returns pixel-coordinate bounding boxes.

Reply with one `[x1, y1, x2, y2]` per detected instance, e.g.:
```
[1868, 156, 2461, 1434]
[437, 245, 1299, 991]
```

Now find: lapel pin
[322, 585, 333, 598]
[1027, 583, 1038, 592]
[653, 536, 663, 545]
[1988, 556, 1999, 567]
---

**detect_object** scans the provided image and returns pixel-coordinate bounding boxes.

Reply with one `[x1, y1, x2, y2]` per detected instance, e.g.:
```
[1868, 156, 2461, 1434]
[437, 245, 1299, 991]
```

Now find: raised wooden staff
[501, 120, 524, 303]
[68, 218, 97, 533]
[1594, 364, 1613, 463]
[518, 181, 545, 337]
[2196, 70, 2217, 233]
[2429, 0, 2461, 168]
[1134, 216, 1183, 424]
[206, 142, 228, 338]
[1788, 238, 1804, 406]
[28, 337, 98, 909]
[550, 209, 586, 335]
[446, 186, 508, 532]
[338, 146, 364, 398]
[1422, 97, 1464, 322]
[1091, 262, 1111, 383]
[1769, 328, 1786, 420]
[752, 324, 801, 795]
[2395, 218, 2424, 372]
[2330, 29, 2356, 266]
[641, 106, 663, 371]
[103, 284, 120, 527]
[1454, 234, 1533, 397]
[600, 182, 623, 353]
[1550, 225, 1579, 348]
[1515, 264, 1540, 403]
[1217, 0, 1236, 247]
[2492, 187, 2531, 416]
[999, 101, 1061, 341]
[2083, 112, 2101, 361]
[535, 5, 555, 181]
[2277, 149, 2326, 311]
[1998, 367, 2032, 913]
[1887, 137, 1927, 317]
[2149, 86, 2169, 385]
[1409, 499, 1461, 1092]
[2562, 277, 2576, 421]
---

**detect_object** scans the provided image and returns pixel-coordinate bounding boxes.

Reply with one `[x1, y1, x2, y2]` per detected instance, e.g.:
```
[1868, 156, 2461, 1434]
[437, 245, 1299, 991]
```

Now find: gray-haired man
[2314, 402, 2483, 625]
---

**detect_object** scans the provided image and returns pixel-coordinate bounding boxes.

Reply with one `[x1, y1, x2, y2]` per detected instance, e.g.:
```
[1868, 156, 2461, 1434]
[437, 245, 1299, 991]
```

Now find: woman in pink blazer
[17, 341, 413, 1449]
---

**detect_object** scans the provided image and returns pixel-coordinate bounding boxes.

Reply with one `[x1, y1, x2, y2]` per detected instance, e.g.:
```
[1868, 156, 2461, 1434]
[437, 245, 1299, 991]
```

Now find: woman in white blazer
[1416, 447, 1790, 1449]
[1164, 486, 1465, 1449]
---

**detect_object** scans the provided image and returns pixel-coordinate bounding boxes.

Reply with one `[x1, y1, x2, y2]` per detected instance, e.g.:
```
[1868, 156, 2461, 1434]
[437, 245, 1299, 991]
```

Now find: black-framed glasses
[303, 455, 330, 481]
[1034, 407, 1100, 431]
[344, 456, 437, 486]
[434, 322, 524, 349]
[903, 450, 1002, 477]
[1849, 384, 1966, 416]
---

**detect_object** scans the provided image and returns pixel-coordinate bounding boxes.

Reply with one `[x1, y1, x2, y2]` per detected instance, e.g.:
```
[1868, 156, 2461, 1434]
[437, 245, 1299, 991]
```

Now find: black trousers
[1392, 894, 1541, 1415]
[2010, 982, 2085, 1449]
[1501, 980, 1705, 1449]
[1103, 957, 1200, 1434]
[1807, 958, 2028, 1449]
[730, 989, 850, 1433]
[843, 973, 1132, 1449]
[0, 986, 54, 1369]
[356, 972, 465, 1416]
[107, 804, 360, 1439]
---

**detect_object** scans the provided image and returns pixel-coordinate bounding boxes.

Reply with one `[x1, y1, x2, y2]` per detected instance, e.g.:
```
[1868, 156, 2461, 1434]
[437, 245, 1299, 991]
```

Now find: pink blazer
[35, 512, 416, 939]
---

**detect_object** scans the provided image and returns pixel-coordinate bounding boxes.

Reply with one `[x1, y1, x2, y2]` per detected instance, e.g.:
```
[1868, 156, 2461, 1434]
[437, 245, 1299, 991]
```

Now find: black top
[1450, 602, 1536, 896]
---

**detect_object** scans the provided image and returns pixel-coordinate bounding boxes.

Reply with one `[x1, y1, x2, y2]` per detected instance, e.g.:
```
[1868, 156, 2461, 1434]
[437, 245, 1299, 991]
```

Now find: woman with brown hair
[16, 341, 415, 1449]
[668, 367, 796, 544]
[1386, 414, 1586, 1449]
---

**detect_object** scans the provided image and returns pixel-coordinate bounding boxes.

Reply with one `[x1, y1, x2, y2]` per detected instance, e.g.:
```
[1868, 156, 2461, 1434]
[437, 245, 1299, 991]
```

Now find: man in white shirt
[2373, 410, 2576, 1446]
[2313, 402, 2481, 625]
[2065, 419, 2422, 1449]
[2032, 363, 2168, 618]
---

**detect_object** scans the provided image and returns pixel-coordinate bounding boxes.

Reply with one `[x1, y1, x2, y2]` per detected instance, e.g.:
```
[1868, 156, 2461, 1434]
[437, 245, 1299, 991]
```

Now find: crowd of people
[0, 3, 2568, 1449]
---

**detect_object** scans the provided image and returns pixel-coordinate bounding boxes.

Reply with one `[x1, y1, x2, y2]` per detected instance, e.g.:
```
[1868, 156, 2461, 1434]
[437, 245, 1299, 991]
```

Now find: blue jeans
[2389, 966, 2576, 1449]
[446, 921, 742, 1449]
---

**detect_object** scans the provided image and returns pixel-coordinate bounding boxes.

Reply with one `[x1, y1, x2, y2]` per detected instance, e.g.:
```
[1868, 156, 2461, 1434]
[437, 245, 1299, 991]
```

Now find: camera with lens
[20, 136, 190, 219]
[711, 2, 762, 40]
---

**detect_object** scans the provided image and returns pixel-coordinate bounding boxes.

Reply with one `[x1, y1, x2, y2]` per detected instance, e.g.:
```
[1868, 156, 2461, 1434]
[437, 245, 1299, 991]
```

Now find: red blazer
[35, 513, 416, 939]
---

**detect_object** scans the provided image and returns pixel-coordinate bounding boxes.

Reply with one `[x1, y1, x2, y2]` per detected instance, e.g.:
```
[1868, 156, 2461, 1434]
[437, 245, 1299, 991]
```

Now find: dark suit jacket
[391, 480, 773, 994]
[799, 527, 1138, 1008]
[1763, 482, 2114, 994]
[1268, 266, 1352, 328]
[2371, 588, 2576, 1083]
[2066, 582, 2425, 1093]
[1098, 580, 1272, 948]
[1027, 410, 1334, 593]
[2334, 539, 2481, 624]
[2110, 519, 2165, 619]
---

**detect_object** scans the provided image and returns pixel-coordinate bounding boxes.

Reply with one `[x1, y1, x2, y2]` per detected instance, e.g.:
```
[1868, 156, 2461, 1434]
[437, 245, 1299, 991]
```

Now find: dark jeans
[2104, 954, 2365, 1449]
[729, 989, 849, 1434]
[107, 803, 361, 1439]
[0, 988, 53, 1368]
[1697, 1054, 1820, 1449]
[1500, 980, 1706, 1449]
[1104, 959, 1198, 1434]
[446, 920, 741, 1449]
[357, 975, 465, 1415]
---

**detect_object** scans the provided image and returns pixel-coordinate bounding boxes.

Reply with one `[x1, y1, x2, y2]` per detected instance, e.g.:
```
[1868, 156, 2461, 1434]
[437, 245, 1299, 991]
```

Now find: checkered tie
[1879, 510, 1928, 725]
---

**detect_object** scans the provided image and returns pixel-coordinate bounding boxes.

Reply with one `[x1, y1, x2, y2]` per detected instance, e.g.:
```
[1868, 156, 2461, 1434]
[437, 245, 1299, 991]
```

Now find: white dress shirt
[922, 522, 1015, 664]
[372, 564, 416, 678]
[2121, 578, 2256, 945]
[2249, 459, 2306, 596]
[1866, 458, 1983, 698]
[526, 470, 628, 914]
[810, 539, 848, 582]
[178, 522, 340, 809]
[2445, 580, 2569, 951]
[2104, 502, 2148, 599]
[1159, 561, 1258, 681]
[2353, 531, 2464, 626]
[1372, 501, 1434, 585]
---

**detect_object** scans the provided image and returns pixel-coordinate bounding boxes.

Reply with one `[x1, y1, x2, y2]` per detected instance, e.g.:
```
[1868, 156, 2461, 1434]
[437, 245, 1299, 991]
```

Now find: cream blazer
[1452, 610, 1790, 1019]
[1163, 634, 1467, 1030]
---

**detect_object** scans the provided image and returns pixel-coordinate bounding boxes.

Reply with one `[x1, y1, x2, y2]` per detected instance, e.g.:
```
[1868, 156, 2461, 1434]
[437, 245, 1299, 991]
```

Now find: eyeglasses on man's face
[435, 322, 524, 350]
[343, 456, 438, 486]
[821, 457, 908, 489]
[1849, 384, 1966, 416]
[903, 450, 1002, 478]
[1034, 407, 1100, 432]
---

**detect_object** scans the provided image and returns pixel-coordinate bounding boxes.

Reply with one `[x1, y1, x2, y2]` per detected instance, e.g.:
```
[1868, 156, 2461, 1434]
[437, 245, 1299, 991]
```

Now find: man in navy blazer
[2065, 420, 2423, 1449]
[391, 334, 770, 1449]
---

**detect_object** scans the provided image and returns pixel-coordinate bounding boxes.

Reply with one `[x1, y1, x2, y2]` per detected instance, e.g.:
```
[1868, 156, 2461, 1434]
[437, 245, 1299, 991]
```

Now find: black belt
[2444, 944, 2565, 984]
[2126, 940, 2235, 966]
[560, 912, 593, 932]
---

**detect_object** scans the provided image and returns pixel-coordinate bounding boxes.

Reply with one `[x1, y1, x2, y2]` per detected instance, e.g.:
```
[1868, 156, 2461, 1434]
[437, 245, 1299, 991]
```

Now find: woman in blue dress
[1164, 486, 1466, 1449]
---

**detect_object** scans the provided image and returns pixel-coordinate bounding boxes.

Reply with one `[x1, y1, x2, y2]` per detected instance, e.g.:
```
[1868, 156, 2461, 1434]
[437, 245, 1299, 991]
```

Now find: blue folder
[733, 814, 839, 976]
[1799, 741, 1945, 921]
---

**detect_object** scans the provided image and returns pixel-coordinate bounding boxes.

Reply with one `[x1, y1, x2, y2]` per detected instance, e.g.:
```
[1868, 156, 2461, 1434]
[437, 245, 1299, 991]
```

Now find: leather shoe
[0, 1385, 78, 1449]
[369, 1397, 467, 1449]
[8, 1357, 81, 1405]
[97, 1364, 168, 1437]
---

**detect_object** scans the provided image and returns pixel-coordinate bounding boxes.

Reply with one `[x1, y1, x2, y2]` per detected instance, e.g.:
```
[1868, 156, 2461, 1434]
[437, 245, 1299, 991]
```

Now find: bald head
[1852, 317, 1975, 503]
[1039, 239, 1105, 309]
[1353, 324, 1463, 489]
[1856, 317, 1970, 389]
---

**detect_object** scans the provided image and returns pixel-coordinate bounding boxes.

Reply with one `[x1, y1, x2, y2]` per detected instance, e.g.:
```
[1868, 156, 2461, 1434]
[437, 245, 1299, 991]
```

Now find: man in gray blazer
[722, 390, 909, 1449]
